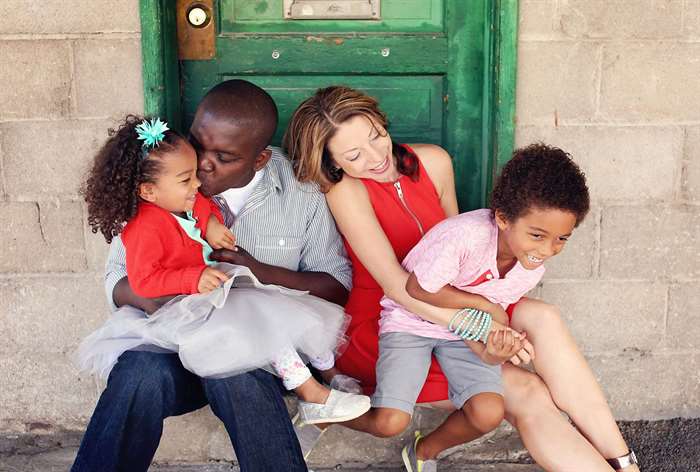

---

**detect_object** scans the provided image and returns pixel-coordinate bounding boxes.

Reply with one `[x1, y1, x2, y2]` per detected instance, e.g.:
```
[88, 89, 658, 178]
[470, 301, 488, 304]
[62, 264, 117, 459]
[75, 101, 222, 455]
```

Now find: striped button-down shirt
[104, 147, 352, 310]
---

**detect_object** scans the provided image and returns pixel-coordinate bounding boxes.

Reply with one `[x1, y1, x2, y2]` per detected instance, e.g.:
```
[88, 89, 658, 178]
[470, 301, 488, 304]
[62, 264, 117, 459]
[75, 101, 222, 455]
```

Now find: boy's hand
[197, 267, 229, 293]
[206, 217, 236, 250]
[481, 329, 525, 365]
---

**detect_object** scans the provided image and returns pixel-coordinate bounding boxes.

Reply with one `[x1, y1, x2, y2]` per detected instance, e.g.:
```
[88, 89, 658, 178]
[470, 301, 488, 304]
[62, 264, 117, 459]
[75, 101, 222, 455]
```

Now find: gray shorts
[372, 331, 503, 415]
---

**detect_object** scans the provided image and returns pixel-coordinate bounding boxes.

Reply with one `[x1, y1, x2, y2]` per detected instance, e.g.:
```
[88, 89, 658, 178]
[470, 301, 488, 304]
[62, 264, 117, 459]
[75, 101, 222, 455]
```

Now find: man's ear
[494, 210, 510, 231]
[138, 183, 157, 203]
[253, 148, 272, 172]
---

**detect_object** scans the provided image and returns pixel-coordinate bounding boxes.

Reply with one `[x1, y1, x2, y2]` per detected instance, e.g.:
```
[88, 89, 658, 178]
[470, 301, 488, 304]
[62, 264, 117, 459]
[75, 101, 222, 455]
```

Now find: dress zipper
[393, 181, 424, 235]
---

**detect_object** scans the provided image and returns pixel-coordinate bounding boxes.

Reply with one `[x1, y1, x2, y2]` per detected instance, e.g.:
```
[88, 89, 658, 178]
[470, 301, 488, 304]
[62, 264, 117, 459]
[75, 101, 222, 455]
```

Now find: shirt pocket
[253, 235, 303, 271]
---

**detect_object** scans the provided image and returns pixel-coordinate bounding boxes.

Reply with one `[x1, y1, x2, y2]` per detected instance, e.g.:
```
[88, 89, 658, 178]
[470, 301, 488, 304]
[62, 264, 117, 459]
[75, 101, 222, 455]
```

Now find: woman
[283, 86, 639, 471]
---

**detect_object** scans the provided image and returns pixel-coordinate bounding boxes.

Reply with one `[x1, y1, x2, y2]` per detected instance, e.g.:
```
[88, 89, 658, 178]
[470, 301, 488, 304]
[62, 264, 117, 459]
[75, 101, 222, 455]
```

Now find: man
[71, 80, 351, 472]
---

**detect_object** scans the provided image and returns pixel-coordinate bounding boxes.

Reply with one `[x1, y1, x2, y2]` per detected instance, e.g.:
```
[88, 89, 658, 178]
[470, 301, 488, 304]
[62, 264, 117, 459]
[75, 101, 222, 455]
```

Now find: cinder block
[0, 353, 101, 427]
[516, 41, 599, 126]
[1, 120, 112, 200]
[519, 0, 561, 39]
[666, 283, 700, 350]
[559, 0, 683, 39]
[683, 127, 700, 201]
[0, 201, 87, 273]
[589, 352, 700, 419]
[684, 0, 700, 38]
[0, 41, 71, 120]
[540, 281, 666, 353]
[600, 42, 700, 122]
[0, 275, 107, 355]
[600, 205, 700, 279]
[516, 125, 682, 202]
[0, 0, 139, 34]
[153, 409, 219, 463]
[73, 39, 144, 118]
[83, 214, 111, 272]
[539, 206, 597, 279]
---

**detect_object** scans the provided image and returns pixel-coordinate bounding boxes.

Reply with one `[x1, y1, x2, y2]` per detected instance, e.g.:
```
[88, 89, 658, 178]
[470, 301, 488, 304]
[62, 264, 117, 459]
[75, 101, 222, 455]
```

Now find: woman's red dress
[336, 149, 449, 402]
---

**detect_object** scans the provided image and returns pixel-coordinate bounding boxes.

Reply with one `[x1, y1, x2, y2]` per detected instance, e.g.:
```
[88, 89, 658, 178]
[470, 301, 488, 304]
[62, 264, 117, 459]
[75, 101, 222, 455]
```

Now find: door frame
[138, 0, 519, 208]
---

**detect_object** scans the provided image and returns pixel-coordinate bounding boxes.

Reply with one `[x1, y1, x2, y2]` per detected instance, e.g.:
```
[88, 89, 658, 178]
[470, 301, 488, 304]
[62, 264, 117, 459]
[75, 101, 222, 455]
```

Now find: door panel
[183, 74, 445, 145]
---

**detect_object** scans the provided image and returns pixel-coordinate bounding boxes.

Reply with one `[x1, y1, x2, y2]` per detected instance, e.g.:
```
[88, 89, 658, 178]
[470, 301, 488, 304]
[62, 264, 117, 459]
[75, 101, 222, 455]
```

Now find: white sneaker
[329, 374, 364, 395]
[298, 389, 371, 425]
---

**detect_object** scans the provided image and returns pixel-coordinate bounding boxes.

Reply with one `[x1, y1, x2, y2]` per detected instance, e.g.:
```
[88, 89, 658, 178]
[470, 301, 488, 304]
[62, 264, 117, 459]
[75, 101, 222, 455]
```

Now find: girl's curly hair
[490, 143, 590, 226]
[82, 115, 186, 243]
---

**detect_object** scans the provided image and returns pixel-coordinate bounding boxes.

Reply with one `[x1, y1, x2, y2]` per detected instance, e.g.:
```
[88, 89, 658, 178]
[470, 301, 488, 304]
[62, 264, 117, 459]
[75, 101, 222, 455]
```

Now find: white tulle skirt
[75, 263, 349, 380]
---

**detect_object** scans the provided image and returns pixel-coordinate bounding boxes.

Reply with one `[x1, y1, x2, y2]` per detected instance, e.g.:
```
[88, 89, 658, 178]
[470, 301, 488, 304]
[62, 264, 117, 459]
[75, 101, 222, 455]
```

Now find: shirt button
[278, 238, 286, 246]
[485, 273, 493, 280]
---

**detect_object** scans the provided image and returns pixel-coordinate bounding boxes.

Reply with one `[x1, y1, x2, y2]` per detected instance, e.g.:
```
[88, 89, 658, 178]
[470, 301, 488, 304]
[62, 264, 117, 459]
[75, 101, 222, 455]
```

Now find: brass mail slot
[284, 0, 381, 20]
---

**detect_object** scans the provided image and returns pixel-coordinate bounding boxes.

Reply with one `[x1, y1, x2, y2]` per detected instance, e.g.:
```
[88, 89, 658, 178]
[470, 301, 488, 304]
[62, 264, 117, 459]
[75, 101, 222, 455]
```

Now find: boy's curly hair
[82, 115, 185, 243]
[490, 143, 590, 226]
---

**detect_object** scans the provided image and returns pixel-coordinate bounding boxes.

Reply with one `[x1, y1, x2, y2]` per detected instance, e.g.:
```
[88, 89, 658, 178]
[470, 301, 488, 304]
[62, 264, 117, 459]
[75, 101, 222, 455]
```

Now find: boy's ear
[494, 210, 510, 231]
[138, 183, 157, 203]
[253, 148, 272, 172]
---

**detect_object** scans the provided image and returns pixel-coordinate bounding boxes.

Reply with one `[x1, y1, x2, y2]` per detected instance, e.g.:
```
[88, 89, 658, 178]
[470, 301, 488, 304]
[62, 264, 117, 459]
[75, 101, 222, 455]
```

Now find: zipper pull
[393, 181, 403, 199]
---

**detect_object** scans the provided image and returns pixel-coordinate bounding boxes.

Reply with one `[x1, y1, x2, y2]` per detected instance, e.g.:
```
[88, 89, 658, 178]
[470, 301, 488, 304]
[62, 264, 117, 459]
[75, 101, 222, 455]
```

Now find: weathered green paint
[181, 74, 445, 145]
[492, 0, 519, 174]
[139, 0, 181, 129]
[138, 0, 519, 208]
[219, 0, 443, 33]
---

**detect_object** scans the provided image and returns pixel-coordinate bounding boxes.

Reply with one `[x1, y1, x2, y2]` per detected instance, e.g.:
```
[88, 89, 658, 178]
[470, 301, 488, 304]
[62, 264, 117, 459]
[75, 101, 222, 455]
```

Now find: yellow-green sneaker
[401, 431, 437, 472]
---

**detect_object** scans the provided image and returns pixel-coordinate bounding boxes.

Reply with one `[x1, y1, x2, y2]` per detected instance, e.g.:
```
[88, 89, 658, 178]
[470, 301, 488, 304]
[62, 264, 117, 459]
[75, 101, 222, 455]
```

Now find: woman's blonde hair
[283, 86, 417, 191]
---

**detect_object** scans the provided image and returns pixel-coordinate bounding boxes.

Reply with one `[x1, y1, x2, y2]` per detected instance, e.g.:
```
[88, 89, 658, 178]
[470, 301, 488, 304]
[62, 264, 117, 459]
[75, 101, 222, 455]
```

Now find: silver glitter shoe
[292, 412, 326, 460]
[329, 373, 364, 395]
[298, 389, 370, 424]
[402, 431, 437, 472]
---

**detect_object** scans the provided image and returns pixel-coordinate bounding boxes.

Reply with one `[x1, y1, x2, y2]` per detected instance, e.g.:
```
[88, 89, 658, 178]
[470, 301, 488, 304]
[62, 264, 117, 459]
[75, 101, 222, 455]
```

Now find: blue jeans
[71, 351, 307, 472]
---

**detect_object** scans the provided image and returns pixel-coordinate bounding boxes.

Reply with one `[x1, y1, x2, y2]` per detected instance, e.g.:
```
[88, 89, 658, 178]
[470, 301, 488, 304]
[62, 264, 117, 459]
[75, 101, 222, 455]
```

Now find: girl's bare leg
[510, 299, 639, 471]
[503, 363, 613, 471]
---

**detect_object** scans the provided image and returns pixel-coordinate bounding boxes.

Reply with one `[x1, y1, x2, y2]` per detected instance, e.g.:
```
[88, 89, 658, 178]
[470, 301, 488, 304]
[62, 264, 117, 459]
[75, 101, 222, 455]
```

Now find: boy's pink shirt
[379, 209, 545, 340]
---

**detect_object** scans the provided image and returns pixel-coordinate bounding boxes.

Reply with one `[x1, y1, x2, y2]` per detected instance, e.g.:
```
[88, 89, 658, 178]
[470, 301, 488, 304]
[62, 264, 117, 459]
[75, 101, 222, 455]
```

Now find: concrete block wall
[0, 0, 143, 435]
[0, 0, 697, 466]
[517, 0, 700, 419]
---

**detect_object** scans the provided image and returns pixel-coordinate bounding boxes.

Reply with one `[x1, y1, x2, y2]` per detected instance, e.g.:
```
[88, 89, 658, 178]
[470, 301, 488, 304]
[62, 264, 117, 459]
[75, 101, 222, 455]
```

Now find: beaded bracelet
[457, 309, 481, 340]
[448, 308, 494, 341]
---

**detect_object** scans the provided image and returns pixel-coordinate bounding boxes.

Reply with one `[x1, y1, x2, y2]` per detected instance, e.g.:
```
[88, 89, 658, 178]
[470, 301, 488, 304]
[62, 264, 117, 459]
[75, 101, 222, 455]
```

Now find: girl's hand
[206, 217, 236, 250]
[197, 267, 229, 293]
[481, 329, 524, 365]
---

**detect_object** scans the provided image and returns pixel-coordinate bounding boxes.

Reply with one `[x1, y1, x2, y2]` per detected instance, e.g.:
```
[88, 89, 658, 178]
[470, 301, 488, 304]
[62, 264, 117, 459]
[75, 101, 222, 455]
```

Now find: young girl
[77, 115, 370, 425]
[354, 144, 590, 471]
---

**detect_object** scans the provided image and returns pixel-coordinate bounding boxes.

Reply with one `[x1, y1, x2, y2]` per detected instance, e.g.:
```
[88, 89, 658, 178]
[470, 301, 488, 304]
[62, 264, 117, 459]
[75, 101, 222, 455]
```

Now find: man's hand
[481, 329, 525, 365]
[210, 246, 258, 268]
[206, 216, 236, 250]
[197, 267, 229, 293]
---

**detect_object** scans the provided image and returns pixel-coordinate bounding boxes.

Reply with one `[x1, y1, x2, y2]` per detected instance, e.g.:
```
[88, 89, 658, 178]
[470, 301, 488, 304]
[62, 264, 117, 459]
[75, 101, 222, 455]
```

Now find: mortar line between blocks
[593, 206, 602, 278]
[68, 40, 78, 118]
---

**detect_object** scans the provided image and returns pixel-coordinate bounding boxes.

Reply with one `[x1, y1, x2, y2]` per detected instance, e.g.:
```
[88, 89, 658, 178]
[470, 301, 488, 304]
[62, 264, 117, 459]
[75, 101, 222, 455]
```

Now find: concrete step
[1, 417, 698, 471]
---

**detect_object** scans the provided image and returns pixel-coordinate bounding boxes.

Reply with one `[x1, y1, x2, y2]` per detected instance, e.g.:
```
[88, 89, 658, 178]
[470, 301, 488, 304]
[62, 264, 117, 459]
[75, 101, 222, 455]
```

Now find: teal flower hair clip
[136, 117, 170, 157]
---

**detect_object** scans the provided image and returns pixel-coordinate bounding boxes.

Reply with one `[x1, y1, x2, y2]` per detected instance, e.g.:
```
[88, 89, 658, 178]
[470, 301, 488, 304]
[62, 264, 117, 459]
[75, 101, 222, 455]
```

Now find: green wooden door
[139, 0, 518, 209]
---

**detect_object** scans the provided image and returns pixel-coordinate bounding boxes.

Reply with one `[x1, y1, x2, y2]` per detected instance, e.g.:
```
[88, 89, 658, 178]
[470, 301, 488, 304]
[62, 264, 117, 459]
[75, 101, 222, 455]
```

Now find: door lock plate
[177, 0, 215, 60]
